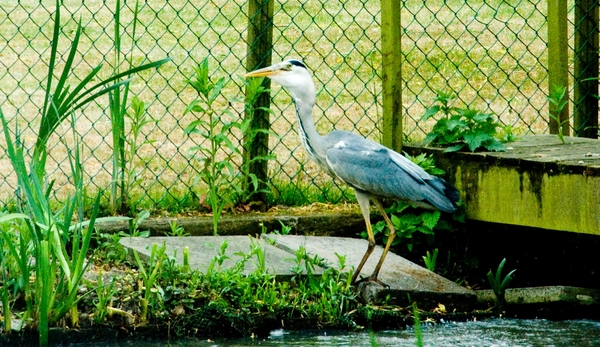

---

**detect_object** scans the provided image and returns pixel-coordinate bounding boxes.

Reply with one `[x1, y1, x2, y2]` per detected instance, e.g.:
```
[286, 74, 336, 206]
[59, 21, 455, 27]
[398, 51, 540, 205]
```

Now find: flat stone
[476, 286, 600, 306]
[119, 235, 325, 278]
[120, 235, 476, 308]
[262, 234, 476, 309]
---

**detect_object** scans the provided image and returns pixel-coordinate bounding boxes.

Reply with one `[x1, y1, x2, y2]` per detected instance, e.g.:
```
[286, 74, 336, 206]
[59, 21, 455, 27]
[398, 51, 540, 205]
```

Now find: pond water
[90, 318, 600, 347]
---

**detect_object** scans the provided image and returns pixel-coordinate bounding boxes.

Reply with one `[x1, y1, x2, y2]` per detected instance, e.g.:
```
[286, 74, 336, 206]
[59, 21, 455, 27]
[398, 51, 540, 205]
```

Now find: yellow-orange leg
[369, 199, 397, 280]
[351, 191, 376, 283]
[351, 192, 397, 286]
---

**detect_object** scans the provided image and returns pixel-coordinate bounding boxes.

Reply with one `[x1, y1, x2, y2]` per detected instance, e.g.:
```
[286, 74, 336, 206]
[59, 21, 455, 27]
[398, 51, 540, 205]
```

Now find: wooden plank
[381, 0, 403, 152]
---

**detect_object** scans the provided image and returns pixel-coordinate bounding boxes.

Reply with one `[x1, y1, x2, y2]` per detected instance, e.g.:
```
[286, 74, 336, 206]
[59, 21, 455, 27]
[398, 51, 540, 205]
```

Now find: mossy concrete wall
[405, 135, 600, 235]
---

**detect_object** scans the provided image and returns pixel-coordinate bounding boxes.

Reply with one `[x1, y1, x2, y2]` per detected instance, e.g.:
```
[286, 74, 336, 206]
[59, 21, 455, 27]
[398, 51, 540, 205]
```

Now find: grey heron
[244, 59, 459, 285]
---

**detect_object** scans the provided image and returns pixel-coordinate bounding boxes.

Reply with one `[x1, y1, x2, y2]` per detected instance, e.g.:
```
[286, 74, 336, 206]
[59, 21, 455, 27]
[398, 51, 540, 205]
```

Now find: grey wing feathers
[325, 135, 458, 213]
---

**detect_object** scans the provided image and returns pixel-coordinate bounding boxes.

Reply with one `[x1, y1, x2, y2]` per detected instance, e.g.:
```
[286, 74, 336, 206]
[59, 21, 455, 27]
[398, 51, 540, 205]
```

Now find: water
[86, 319, 600, 347]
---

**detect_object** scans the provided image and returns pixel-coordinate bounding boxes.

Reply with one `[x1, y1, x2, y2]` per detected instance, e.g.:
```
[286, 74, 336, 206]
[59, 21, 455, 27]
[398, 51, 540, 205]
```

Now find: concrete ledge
[404, 135, 600, 235]
[476, 286, 600, 306]
[98, 212, 365, 237]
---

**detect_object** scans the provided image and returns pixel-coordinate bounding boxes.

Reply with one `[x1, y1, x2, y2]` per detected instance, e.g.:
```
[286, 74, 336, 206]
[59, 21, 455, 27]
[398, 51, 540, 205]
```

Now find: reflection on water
[92, 319, 600, 347]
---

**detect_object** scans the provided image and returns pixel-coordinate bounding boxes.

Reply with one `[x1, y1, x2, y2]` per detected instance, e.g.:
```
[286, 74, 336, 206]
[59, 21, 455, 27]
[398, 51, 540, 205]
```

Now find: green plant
[360, 201, 442, 252]
[548, 84, 569, 144]
[184, 59, 239, 236]
[412, 301, 424, 347]
[95, 230, 128, 265]
[239, 75, 278, 203]
[421, 91, 506, 152]
[0, 225, 14, 332]
[422, 248, 439, 272]
[123, 96, 156, 211]
[29, 0, 169, 183]
[133, 243, 168, 324]
[1, 111, 128, 345]
[166, 220, 189, 237]
[499, 124, 519, 143]
[127, 210, 151, 238]
[92, 272, 117, 324]
[108, 1, 161, 214]
[406, 152, 446, 176]
[185, 59, 265, 235]
[487, 258, 516, 312]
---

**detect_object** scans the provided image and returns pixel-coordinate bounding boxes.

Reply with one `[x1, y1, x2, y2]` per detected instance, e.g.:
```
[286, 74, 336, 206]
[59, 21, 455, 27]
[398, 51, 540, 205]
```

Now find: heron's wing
[324, 133, 456, 212]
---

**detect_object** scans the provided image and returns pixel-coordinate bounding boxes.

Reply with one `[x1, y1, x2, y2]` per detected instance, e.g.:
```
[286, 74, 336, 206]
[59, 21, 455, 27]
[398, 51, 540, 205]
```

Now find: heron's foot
[353, 275, 390, 289]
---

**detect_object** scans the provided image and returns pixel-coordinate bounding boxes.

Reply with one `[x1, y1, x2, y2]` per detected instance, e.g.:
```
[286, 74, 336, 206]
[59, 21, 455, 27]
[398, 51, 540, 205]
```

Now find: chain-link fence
[0, 0, 594, 210]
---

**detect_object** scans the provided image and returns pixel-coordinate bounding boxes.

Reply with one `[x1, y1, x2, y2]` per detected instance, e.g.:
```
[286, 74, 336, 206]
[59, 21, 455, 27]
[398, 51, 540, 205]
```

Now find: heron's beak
[243, 64, 281, 78]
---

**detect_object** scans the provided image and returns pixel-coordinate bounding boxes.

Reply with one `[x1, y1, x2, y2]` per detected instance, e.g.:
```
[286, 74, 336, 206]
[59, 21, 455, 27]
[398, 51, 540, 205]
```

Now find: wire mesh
[0, 0, 590, 209]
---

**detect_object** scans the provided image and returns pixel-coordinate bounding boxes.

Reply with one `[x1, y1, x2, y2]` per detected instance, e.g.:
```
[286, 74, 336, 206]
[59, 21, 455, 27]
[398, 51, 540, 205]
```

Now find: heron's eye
[283, 63, 292, 71]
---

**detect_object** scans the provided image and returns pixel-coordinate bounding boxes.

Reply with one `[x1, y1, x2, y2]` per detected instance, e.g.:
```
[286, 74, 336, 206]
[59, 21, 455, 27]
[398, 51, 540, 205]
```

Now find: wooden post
[574, 0, 599, 138]
[381, 0, 403, 152]
[547, 0, 570, 135]
[245, 0, 273, 205]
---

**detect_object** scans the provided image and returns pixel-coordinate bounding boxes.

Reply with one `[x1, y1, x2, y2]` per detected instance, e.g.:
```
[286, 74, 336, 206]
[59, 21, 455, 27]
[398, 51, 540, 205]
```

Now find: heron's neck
[293, 96, 327, 161]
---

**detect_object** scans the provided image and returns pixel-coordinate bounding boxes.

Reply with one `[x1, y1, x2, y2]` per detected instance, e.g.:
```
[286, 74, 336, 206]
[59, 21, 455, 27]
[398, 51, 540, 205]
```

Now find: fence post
[245, 0, 273, 206]
[573, 0, 599, 138]
[548, 0, 570, 136]
[381, 0, 403, 152]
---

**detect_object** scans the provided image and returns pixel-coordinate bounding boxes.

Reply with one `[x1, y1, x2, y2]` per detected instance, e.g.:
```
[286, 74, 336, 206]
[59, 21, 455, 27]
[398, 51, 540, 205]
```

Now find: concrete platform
[120, 235, 476, 308]
[404, 135, 600, 235]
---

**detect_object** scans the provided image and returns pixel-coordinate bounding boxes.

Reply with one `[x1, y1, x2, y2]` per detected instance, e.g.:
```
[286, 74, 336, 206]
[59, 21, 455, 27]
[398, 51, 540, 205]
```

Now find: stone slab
[120, 235, 476, 307]
[476, 286, 600, 306]
[119, 235, 325, 278]
[262, 234, 476, 308]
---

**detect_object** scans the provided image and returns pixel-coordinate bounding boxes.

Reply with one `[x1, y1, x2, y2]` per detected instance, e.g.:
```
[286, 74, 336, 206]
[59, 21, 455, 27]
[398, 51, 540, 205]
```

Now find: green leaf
[484, 138, 506, 152]
[421, 210, 441, 229]
[421, 105, 440, 121]
[444, 143, 465, 152]
[464, 131, 489, 152]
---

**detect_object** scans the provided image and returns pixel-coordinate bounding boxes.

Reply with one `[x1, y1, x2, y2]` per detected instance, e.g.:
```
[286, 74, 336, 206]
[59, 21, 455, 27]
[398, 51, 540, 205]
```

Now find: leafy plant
[406, 152, 446, 176]
[30, 0, 170, 182]
[422, 248, 439, 272]
[108, 0, 160, 214]
[184, 59, 240, 236]
[184, 59, 273, 234]
[1, 110, 128, 345]
[92, 272, 117, 324]
[361, 202, 442, 252]
[548, 84, 569, 144]
[240, 75, 278, 203]
[421, 91, 506, 152]
[412, 301, 424, 347]
[127, 210, 152, 238]
[499, 123, 519, 143]
[133, 243, 168, 324]
[487, 258, 516, 312]
[125, 96, 156, 211]
[167, 220, 189, 237]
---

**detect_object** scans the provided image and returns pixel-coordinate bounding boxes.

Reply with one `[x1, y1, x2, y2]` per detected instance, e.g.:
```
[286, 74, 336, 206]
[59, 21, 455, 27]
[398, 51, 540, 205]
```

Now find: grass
[0, 0, 555, 210]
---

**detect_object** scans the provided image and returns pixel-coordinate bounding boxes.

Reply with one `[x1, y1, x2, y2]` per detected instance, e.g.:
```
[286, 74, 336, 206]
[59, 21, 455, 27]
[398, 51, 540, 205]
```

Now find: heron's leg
[370, 199, 396, 280]
[351, 191, 375, 284]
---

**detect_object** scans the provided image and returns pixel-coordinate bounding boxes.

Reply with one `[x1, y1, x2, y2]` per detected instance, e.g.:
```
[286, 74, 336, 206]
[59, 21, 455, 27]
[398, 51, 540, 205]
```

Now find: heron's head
[244, 59, 315, 104]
